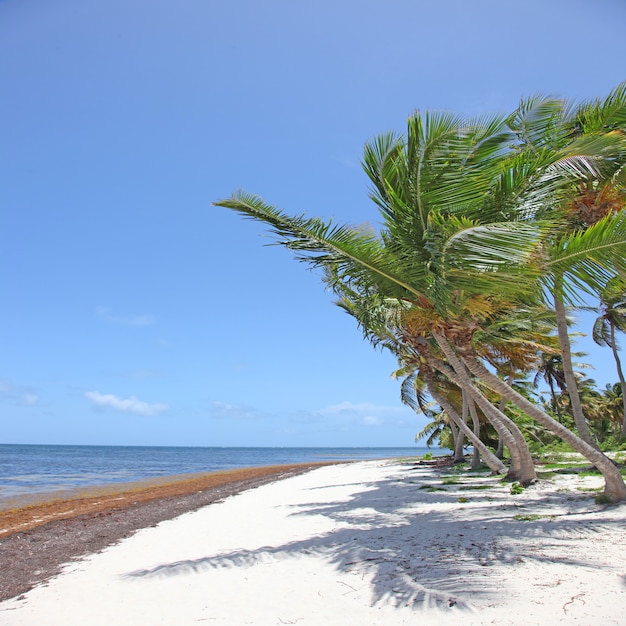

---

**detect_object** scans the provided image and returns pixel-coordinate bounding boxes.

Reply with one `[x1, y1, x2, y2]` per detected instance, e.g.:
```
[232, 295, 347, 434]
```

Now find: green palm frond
[573, 82, 626, 134]
[434, 217, 548, 297]
[506, 96, 567, 150]
[362, 131, 403, 219]
[214, 190, 428, 300]
[545, 210, 626, 299]
[548, 133, 626, 183]
[592, 316, 612, 347]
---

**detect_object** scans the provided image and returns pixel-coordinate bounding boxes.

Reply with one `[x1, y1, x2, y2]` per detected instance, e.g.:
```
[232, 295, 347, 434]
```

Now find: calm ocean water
[0, 444, 434, 506]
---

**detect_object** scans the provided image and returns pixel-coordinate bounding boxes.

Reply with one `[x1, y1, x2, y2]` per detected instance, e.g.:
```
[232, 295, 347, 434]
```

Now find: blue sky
[1, 0, 626, 447]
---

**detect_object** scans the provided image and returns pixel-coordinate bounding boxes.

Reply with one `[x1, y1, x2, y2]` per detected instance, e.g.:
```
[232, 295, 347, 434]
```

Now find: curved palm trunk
[429, 355, 522, 478]
[425, 379, 506, 475]
[432, 332, 537, 485]
[467, 395, 484, 470]
[461, 352, 626, 503]
[452, 392, 468, 463]
[553, 280, 595, 446]
[469, 385, 537, 484]
[495, 375, 513, 458]
[449, 419, 463, 461]
[609, 322, 626, 435]
[452, 419, 465, 463]
[495, 435, 505, 459]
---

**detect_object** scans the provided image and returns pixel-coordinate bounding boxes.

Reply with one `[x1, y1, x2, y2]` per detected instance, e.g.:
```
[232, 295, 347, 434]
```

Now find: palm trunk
[431, 333, 536, 484]
[548, 377, 563, 422]
[461, 352, 626, 503]
[467, 395, 483, 470]
[553, 278, 595, 446]
[426, 378, 506, 475]
[468, 384, 537, 485]
[429, 355, 522, 479]
[449, 419, 462, 461]
[609, 321, 626, 435]
[495, 435, 505, 459]
[495, 376, 513, 458]
[453, 419, 465, 463]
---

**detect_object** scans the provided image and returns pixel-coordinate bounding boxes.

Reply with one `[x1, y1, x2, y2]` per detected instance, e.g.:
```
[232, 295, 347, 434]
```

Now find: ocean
[0, 444, 435, 507]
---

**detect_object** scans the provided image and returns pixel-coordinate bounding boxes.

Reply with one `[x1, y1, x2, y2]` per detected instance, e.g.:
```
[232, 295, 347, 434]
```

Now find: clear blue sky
[1, 0, 625, 447]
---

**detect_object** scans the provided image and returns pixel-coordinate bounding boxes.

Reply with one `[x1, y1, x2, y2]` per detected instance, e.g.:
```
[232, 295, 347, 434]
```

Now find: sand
[1, 459, 625, 625]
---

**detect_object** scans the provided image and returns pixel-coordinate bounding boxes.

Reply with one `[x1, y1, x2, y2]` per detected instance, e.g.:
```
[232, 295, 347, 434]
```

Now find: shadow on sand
[122, 464, 625, 613]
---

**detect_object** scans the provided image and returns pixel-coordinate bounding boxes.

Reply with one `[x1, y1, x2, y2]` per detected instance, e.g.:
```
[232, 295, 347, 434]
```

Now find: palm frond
[546, 210, 626, 298]
[592, 316, 612, 347]
[214, 190, 428, 300]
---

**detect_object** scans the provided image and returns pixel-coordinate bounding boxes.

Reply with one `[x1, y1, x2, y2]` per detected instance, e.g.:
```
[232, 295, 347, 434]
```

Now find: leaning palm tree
[331, 273, 526, 479]
[518, 84, 626, 446]
[215, 89, 626, 501]
[593, 277, 626, 434]
[395, 355, 505, 472]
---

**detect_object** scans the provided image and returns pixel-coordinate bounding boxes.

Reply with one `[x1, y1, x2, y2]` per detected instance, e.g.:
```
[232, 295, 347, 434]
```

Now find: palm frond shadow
[122, 468, 623, 613]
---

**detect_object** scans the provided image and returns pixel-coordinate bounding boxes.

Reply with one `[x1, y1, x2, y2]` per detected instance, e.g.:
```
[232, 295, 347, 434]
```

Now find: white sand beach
[1, 460, 625, 625]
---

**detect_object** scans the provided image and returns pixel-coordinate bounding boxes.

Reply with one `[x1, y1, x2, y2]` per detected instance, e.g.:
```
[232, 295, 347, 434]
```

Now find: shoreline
[0, 462, 336, 602]
[2, 459, 625, 624]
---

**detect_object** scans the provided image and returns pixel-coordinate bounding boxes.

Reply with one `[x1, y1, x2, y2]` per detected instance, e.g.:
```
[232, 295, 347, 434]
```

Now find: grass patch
[578, 469, 602, 477]
[419, 485, 446, 492]
[510, 482, 524, 495]
[536, 471, 557, 479]
[459, 484, 494, 491]
[539, 462, 587, 469]
[457, 497, 469, 503]
[513, 514, 542, 522]
[442, 478, 464, 485]
[556, 466, 599, 476]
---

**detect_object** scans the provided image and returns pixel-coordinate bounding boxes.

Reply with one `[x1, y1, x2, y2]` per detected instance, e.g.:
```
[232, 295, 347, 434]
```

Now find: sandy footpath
[1, 460, 625, 625]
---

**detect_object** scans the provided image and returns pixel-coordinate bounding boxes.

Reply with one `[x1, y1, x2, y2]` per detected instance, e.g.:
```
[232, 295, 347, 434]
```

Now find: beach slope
[1, 460, 625, 625]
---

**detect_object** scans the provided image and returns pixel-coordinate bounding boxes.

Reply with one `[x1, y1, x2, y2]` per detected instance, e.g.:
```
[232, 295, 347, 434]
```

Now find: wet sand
[0, 462, 331, 601]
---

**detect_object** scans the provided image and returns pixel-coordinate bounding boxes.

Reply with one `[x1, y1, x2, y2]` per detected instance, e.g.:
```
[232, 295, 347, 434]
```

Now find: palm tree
[416, 416, 451, 449]
[526, 84, 626, 446]
[395, 353, 506, 473]
[331, 277, 527, 479]
[214, 88, 626, 501]
[534, 353, 567, 420]
[593, 277, 626, 434]
[598, 383, 626, 437]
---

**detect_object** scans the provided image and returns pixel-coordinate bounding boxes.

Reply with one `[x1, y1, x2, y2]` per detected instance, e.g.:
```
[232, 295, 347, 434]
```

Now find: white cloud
[317, 401, 409, 427]
[23, 393, 39, 406]
[0, 380, 40, 406]
[85, 391, 168, 416]
[362, 415, 383, 426]
[95, 306, 156, 327]
[210, 401, 262, 420]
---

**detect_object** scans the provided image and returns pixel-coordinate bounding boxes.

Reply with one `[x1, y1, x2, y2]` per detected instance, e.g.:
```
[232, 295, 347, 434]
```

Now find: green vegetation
[442, 477, 463, 485]
[459, 484, 494, 491]
[216, 83, 626, 502]
[510, 482, 525, 495]
[513, 514, 543, 521]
